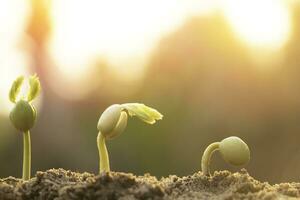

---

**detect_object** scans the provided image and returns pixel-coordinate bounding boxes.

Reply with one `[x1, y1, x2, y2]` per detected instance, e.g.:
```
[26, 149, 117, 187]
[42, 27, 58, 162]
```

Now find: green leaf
[121, 103, 163, 124]
[9, 76, 24, 103]
[27, 74, 41, 102]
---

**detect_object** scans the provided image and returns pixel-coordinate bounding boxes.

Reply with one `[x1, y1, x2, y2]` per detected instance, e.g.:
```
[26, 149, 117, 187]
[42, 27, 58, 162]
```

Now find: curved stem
[97, 132, 110, 173]
[22, 130, 31, 180]
[201, 142, 220, 176]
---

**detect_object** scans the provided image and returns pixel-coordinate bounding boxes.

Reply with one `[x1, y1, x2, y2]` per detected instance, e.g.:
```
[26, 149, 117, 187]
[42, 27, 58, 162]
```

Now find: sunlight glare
[0, 54, 29, 115]
[50, 0, 215, 81]
[222, 0, 291, 49]
[0, 0, 30, 115]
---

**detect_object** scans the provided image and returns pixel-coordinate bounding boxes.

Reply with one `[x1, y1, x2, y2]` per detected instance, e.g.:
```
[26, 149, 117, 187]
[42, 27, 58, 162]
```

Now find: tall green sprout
[9, 74, 41, 180]
[97, 103, 163, 173]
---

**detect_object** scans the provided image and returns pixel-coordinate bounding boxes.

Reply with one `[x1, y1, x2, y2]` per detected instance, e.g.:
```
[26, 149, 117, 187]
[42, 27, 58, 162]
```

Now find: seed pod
[97, 104, 128, 139]
[219, 136, 250, 166]
[9, 100, 37, 132]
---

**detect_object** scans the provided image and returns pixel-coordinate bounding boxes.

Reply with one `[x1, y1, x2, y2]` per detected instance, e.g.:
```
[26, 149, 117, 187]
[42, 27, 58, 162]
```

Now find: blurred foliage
[1, 2, 300, 185]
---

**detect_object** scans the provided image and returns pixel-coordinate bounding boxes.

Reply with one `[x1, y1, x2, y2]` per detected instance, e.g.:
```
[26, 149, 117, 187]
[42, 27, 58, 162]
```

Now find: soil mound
[0, 168, 299, 200]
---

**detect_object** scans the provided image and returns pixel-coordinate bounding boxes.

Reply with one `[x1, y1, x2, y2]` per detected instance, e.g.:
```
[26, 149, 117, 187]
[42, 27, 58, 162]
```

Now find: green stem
[201, 142, 220, 176]
[97, 132, 110, 173]
[22, 130, 31, 180]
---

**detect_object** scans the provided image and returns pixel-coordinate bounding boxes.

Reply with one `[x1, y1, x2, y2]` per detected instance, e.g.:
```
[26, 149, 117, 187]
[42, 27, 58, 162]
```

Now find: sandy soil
[0, 168, 299, 200]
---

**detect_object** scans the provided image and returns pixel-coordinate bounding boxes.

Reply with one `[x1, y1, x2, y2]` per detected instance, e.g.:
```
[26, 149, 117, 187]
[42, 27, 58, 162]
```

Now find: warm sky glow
[49, 0, 292, 84]
[0, 0, 294, 104]
[222, 0, 291, 49]
[0, 0, 30, 115]
[0, 59, 30, 114]
[49, 0, 217, 81]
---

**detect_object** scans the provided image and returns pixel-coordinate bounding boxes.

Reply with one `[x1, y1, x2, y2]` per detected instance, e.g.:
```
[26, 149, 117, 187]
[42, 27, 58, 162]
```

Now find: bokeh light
[0, 0, 30, 115]
[50, 0, 185, 79]
[48, 0, 219, 99]
[222, 0, 291, 49]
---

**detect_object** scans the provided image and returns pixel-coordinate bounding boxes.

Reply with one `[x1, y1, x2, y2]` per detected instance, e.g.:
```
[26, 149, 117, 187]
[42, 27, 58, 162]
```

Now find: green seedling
[201, 136, 250, 176]
[9, 75, 41, 180]
[97, 103, 163, 173]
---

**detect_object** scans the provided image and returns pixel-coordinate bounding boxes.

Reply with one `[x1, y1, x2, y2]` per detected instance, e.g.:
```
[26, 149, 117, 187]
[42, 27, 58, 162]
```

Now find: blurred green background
[1, 0, 300, 184]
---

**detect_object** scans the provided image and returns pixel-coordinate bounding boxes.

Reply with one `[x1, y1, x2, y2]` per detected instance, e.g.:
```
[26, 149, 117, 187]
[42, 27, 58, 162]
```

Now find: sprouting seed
[201, 136, 250, 176]
[97, 103, 163, 173]
[9, 74, 41, 181]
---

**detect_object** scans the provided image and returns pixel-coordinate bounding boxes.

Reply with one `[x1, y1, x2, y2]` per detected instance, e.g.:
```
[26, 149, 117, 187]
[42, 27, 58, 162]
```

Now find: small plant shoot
[97, 103, 163, 173]
[9, 74, 41, 180]
[201, 136, 250, 176]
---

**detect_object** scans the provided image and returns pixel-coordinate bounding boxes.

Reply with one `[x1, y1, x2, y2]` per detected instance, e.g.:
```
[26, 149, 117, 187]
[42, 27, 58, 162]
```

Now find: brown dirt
[0, 168, 299, 200]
